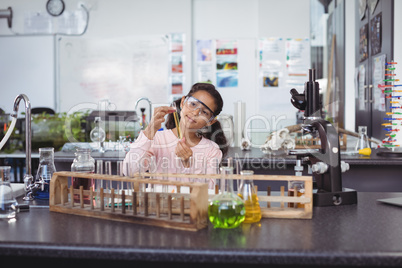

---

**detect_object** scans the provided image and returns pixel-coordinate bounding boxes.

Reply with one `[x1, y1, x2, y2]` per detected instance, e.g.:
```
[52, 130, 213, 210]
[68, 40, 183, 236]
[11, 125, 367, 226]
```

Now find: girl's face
[180, 90, 217, 130]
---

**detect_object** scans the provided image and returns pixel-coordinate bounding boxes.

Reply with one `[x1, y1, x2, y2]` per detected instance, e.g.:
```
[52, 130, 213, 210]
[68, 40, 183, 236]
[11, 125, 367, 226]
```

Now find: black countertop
[2, 192, 402, 267]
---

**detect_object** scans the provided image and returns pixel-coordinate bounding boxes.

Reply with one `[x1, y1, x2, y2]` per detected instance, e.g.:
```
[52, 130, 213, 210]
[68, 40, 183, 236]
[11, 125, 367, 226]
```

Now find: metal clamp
[23, 175, 46, 201]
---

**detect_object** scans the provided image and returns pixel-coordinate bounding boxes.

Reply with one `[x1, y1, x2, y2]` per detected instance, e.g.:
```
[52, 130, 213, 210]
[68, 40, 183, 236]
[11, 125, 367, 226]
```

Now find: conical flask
[90, 117, 106, 152]
[354, 126, 370, 151]
[208, 166, 245, 229]
[238, 170, 261, 223]
[34, 147, 56, 200]
[0, 166, 18, 219]
[71, 148, 95, 204]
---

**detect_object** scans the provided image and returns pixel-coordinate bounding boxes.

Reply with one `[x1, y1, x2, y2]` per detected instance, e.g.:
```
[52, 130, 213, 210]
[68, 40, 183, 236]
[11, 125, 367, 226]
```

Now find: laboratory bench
[52, 147, 402, 192]
[1, 192, 402, 267]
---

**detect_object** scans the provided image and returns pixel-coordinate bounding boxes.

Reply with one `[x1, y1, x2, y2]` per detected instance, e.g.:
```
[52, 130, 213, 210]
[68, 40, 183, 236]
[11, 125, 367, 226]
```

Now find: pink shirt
[123, 130, 222, 188]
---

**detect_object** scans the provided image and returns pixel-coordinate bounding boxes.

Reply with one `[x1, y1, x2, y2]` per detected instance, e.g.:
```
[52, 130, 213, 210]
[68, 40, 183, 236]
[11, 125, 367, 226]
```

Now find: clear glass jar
[238, 170, 261, 223]
[0, 166, 18, 219]
[34, 147, 56, 200]
[71, 148, 95, 204]
[208, 166, 245, 229]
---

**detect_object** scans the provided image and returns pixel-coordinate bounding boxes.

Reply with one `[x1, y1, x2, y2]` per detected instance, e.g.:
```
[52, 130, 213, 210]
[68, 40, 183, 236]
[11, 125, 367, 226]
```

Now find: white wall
[193, 0, 310, 145]
[258, 0, 310, 133]
[0, 35, 55, 115]
[0, 0, 192, 115]
[0, 0, 310, 141]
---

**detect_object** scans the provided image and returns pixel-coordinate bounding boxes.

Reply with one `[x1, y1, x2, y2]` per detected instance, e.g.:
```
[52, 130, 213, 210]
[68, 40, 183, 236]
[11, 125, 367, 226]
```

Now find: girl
[123, 83, 227, 188]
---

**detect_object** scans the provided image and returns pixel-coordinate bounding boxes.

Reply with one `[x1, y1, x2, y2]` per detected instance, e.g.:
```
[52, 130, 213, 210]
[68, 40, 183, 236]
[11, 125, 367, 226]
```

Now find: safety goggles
[183, 96, 216, 122]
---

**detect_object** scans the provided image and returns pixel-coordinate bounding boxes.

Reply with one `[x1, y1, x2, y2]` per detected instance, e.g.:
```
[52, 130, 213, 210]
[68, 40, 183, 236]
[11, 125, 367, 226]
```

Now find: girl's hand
[143, 106, 176, 140]
[175, 137, 193, 168]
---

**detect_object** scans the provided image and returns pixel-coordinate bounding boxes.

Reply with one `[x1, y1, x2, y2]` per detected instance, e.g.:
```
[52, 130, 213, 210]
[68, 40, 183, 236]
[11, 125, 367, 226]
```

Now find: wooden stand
[295, 132, 347, 150]
[49, 172, 313, 231]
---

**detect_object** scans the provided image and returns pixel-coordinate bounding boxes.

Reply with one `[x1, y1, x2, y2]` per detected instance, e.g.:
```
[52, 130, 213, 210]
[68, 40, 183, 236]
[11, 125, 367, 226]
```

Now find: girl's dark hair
[166, 83, 228, 156]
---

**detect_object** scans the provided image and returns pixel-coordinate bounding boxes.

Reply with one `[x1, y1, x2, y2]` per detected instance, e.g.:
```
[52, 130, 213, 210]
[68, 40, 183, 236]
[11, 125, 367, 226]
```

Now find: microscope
[290, 69, 357, 206]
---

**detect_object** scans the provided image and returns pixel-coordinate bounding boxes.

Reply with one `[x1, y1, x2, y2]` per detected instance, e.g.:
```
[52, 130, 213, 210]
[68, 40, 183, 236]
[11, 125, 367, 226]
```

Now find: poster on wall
[171, 54, 183, 73]
[370, 12, 382, 56]
[285, 38, 310, 88]
[196, 40, 212, 61]
[171, 75, 183, 95]
[169, 33, 185, 95]
[216, 39, 238, 87]
[196, 40, 214, 83]
[359, 23, 369, 62]
[170, 33, 184, 52]
[259, 37, 285, 88]
[372, 54, 386, 111]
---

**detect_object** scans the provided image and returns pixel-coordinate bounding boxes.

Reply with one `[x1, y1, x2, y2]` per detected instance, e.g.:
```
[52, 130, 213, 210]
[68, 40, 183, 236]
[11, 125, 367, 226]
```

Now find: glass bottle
[34, 147, 56, 200]
[0, 166, 18, 219]
[71, 148, 95, 204]
[238, 170, 261, 223]
[208, 166, 245, 229]
[90, 117, 106, 152]
[354, 126, 370, 151]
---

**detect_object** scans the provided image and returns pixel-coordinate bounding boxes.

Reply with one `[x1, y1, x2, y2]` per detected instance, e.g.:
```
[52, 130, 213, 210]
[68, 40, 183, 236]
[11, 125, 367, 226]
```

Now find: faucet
[11, 94, 37, 201]
[289, 69, 357, 207]
[134, 97, 152, 126]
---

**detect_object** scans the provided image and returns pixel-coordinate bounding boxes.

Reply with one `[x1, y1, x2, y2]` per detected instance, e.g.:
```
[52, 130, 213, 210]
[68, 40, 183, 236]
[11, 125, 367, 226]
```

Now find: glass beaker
[0, 166, 18, 219]
[208, 166, 245, 229]
[354, 126, 370, 151]
[238, 170, 261, 223]
[71, 148, 95, 204]
[34, 147, 56, 200]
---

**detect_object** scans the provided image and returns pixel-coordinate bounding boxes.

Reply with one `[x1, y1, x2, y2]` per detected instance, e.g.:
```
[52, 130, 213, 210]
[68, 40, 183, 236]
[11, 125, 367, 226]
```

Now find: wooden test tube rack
[49, 172, 312, 231]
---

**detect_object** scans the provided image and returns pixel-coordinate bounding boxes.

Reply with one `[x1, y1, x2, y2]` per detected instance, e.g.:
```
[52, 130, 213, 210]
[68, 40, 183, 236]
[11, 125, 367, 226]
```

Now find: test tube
[148, 156, 156, 192]
[199, 156, 207, 184]
[172, 101, 182, 139]
[175, 156, 182, 182]
[175, 156, 194, 193]
[105, 161, 112, 207]
[213, 158, 220, 194]
[117, 161, 123, 192]
[96, 160, 103, 174]
[96, 160, 103, 208]
[105, 161, 112, 187]
[162, 157, 169, 192]
[235, 158, 242, 191]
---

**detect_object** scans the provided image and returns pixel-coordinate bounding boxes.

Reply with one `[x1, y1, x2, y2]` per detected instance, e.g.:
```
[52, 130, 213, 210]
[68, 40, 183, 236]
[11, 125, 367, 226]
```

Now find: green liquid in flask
[208, 199, 245, 229]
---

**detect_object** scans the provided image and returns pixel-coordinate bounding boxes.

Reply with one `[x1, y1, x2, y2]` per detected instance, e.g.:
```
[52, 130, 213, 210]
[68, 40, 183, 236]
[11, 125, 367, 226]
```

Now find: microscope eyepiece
[290, 88, 306, 110]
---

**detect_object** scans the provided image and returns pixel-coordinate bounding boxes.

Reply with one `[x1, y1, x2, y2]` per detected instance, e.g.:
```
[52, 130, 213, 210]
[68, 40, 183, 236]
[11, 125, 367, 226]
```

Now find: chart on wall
[216, 40, 238, 87]
[258, 37, 310, 116]
[370, 12, 382, 56]
[259, 37, 284, 88]
[169, 33, 185, 97]
[195, 39, 238, 88]
[258, 38, 310, 90]
[58, 35, 169, 112]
